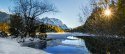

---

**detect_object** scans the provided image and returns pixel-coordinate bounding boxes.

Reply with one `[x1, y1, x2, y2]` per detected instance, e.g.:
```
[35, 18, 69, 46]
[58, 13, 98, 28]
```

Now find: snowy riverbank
[0, 32, 93, 54]
[47, 32, 95, 39]
[0, 38, 49, 54]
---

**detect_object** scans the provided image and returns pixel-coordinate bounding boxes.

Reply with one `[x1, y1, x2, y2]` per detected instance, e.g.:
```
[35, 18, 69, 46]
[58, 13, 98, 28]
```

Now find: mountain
[39, 17, 69, 30]
[0, 11, 10, 23]
[0, 11, 69, 30]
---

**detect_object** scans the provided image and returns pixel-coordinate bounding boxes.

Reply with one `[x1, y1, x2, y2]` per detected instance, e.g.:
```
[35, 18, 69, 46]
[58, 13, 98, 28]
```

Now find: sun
[104, 8, 112, 16]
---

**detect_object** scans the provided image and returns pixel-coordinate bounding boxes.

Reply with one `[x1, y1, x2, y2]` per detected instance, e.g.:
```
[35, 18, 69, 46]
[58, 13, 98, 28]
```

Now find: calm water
[22, 33, 125, 54]
[22, 33, 90, 54]
[43, 34, 90, 54]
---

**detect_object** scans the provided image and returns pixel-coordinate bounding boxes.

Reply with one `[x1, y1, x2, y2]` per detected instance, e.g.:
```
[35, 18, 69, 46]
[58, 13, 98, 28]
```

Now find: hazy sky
[0, 0, 91, 28]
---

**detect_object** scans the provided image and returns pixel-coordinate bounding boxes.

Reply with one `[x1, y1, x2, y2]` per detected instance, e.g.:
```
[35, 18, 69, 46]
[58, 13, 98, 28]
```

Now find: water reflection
[20, 33, 125, 54]
[21, 34, 90, 54]
[44, 36, 90, 54]
[78, 36, 125, 54]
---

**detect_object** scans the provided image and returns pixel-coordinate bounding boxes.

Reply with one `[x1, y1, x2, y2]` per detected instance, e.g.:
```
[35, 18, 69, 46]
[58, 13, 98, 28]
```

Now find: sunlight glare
[104, 8, 111, 16]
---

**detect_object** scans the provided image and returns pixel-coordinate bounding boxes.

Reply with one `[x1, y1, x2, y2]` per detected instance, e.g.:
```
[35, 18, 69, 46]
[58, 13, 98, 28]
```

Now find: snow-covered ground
[47, 32, 95, 39]
[0, 38, 50, 54]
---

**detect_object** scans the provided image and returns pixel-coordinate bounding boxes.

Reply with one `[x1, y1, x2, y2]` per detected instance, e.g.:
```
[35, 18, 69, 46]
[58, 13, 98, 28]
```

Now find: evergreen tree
[9, 14, 24, 37]
[75, 0, 125, 36]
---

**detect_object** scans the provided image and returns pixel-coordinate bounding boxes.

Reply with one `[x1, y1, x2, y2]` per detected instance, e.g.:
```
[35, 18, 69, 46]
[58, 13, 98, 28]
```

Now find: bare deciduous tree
[11, 0, 56, 40]
[79, 0, 94, 24]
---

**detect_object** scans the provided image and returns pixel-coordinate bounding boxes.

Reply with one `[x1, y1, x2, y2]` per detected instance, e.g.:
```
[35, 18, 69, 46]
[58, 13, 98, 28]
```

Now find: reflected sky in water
[44, 36, 90, 54]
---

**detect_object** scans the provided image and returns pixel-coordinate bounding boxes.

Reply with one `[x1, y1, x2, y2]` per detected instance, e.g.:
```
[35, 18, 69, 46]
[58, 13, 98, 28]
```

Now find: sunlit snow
[0, 38, 50, 54]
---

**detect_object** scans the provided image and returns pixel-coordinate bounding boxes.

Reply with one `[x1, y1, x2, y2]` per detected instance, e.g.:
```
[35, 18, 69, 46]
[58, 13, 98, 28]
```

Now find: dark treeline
[72, 0, 125, 36]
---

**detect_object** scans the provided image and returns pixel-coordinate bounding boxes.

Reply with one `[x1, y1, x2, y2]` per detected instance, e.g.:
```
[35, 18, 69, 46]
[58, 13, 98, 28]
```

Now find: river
[22, 33, 125, 54]
[43, 33, 91, 54]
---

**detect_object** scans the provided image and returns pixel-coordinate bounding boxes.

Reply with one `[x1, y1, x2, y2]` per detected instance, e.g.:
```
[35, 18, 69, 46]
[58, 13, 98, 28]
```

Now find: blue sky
[0, 0, 91, 28]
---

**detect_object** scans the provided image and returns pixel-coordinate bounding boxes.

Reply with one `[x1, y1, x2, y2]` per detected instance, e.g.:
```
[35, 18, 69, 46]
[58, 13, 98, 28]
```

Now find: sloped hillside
[39, 17, 69, 30]
[0, 11, 10, 23]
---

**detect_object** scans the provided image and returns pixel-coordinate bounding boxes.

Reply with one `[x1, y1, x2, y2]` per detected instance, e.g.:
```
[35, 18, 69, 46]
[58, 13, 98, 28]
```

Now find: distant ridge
[39, 17, 69, 30]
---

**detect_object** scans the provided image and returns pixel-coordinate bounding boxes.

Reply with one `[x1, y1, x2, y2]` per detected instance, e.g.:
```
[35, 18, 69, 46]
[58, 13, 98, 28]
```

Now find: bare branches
[79, 0, 93, 24]
[11, 0, 56, 37]
[13, 0, 56, 18]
